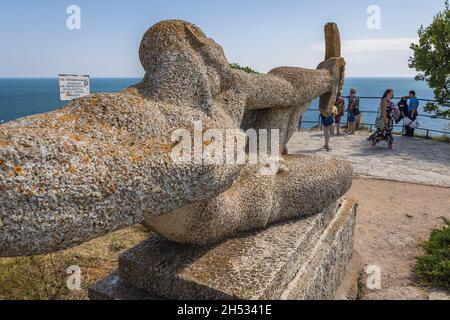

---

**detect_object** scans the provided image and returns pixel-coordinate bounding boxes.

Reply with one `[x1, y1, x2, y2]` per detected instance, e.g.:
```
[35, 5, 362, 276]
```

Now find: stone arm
[240, 68, 331, 110]
[237, 22, 345, 114]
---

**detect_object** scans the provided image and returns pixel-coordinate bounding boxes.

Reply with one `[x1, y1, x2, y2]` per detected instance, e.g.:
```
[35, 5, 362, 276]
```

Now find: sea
[0, 77, 448, 134]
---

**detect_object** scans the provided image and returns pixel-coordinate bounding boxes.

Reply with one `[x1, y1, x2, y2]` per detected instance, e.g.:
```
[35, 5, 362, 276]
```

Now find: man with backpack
[346, 88, 360, 134]
[403, 90, 419, 137]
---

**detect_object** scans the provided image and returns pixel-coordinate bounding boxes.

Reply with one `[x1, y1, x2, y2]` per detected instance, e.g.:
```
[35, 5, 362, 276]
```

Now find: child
[320, 108, 335, 152]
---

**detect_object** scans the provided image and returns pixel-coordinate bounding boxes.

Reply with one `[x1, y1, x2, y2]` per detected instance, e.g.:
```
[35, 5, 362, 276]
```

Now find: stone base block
[90, 199, 357, 300]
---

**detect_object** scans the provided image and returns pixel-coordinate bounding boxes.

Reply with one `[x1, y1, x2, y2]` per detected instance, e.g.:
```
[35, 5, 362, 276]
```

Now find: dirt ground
[346, 178, 450, 300]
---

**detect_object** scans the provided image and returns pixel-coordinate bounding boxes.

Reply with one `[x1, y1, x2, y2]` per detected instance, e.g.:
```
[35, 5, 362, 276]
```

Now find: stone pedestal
[89, 199, 357, 300]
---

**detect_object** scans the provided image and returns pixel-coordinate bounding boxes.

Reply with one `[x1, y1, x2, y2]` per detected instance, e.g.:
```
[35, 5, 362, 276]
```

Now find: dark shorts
[348, 112, 356, 123]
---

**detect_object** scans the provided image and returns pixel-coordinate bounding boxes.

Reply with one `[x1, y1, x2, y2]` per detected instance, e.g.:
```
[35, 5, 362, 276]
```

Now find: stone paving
[288, 130, 450, 188]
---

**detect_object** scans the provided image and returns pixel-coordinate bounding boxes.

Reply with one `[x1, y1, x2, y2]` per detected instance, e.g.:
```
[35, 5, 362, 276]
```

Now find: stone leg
[143, 155, 353, 245]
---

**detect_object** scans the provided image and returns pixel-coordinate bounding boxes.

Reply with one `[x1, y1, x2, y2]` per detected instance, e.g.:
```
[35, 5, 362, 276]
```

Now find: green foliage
[230, 63, 260, 74]
[415, 218, 450, 290]
[409, 1, 450, 118]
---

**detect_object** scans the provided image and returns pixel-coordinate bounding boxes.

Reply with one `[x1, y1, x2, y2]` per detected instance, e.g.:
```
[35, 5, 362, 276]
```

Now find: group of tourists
[319, 88, 420, 152]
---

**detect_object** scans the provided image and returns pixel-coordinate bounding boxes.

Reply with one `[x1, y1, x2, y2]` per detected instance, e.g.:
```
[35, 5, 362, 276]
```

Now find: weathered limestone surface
[146, 155, 352, 245]
[90, 199, 357, 300]
[0, 20, 348, 257]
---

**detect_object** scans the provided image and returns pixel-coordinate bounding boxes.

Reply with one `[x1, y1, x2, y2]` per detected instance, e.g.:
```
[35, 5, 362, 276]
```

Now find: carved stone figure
[0, 20, 350, 257]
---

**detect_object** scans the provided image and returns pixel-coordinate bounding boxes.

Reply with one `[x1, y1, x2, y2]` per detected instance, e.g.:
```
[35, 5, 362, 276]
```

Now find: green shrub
[415, 218, 450, 290]
[230, 63, 260, 74]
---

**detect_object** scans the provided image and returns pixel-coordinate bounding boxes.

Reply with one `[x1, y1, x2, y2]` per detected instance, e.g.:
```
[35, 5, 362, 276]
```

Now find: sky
[0, 0, 446, 78]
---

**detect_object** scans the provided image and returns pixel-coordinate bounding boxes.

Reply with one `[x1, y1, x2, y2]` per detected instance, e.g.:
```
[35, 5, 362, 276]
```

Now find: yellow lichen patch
[203, 140, 213, 147]
[13, 165, 24, 176]
[0, 159, 8, 172]
[67, 133, 85, 142]
[86, 119, 97, 127]
[107, 182, 118, 193]
[156, 143, 174, 153]
[22, 185, 37, 196]
[87, 97, 100, 106]
[81, 156, 91, 166]
[58, 114, 80, 123]
[130, 152, 145, 164]
[64, 143, 75, 154]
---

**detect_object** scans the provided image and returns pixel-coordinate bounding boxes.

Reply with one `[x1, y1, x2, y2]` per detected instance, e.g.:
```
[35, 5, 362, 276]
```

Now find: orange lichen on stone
[81, 156, 91, 166]
[0, 140, 9, 148]
[107, 182, 118, 193]
[68, 133, 85, 142]
[22, 185, 37, 196]
[203, 140, 213, 147]
[68, 165, 78, 173]
[13, 165, 24, 176]
[130, 152, 145, 164]
[156, 143, 174, 153]
[59, 114, 80, 123]
[0, 159, 7, 172]
[64, 143, 75, 154]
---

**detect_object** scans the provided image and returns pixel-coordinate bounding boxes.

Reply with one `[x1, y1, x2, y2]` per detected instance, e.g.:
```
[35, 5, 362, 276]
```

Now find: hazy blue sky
[0, 0, 446, 77]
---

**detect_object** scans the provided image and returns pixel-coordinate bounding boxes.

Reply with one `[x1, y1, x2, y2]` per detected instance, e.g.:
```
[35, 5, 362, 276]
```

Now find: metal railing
[301, 97, 450, 139]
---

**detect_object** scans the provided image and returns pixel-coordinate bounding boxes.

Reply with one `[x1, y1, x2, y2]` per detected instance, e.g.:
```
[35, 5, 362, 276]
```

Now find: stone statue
[0, 20, 351, 257]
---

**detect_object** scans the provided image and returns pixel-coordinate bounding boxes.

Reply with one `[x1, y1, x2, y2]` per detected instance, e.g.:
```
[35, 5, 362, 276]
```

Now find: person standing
[333, 92, 345, 135]
[320, 108, 335, 152]
[368, 89, 396, 150]
[347, 88, 360, 134]
[404, 90, 419, 137]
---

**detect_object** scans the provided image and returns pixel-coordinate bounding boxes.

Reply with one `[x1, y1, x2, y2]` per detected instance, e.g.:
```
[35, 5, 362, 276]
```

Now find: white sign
[59, 74, 90, 101]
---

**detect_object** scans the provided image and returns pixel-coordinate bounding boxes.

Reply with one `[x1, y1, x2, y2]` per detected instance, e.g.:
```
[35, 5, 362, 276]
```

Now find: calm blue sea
[0, 77, 448, 132]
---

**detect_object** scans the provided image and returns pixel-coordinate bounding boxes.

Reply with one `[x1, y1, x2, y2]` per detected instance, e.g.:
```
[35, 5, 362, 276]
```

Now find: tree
[409, 1, 450, 118]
